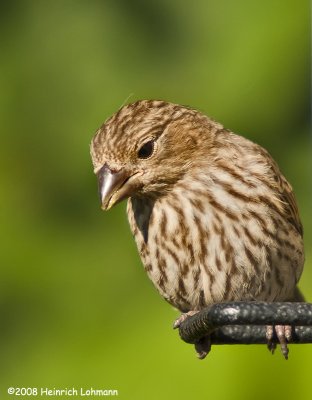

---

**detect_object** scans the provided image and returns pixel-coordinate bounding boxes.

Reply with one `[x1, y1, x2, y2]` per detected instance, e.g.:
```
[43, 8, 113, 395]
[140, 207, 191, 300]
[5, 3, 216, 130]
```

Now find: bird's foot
[195, 335, 211, 359]
[173, 310, 199, 329]
[266, 325, 292, 360]
[173, 311, 211, 359]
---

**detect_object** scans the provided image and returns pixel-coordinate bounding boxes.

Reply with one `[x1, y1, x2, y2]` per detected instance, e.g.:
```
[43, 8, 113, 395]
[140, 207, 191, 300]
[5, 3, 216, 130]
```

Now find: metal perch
[177, 302, 312, 345]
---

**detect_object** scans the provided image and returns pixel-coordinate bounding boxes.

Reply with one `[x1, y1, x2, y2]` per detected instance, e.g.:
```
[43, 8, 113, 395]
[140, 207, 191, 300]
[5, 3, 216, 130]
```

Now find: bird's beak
[96, 164, 134, 210]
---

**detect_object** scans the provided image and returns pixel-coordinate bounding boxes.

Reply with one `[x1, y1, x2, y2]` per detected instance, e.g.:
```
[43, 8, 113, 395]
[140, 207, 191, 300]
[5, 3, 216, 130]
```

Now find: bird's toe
[195, 336, 211, 359]
[266, 325, 292, 359]
[173, 310, 199, 329]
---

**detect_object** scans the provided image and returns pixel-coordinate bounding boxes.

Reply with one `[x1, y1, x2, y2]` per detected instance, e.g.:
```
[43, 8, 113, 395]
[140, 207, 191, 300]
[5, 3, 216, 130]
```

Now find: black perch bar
[178, 302, 312, 345]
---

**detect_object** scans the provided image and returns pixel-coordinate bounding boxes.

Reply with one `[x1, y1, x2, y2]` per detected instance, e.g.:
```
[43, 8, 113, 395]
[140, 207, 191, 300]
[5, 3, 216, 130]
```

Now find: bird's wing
[278, 173, 303, 237]
[265, 149, 303, 237]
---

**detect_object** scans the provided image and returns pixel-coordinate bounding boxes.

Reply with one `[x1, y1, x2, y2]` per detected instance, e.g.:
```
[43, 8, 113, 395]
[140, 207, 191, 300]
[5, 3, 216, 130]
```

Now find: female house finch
[90, 100, 304, 359]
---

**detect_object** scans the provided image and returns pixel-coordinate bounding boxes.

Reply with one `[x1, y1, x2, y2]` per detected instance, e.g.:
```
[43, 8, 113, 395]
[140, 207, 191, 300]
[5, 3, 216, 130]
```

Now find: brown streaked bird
[90, 100, 304, 359]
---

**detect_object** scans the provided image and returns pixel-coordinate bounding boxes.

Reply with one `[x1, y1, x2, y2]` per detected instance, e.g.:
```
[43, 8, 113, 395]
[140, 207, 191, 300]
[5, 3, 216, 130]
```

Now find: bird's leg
[173, 310, 199, 329]
[266, 325, 292, 359]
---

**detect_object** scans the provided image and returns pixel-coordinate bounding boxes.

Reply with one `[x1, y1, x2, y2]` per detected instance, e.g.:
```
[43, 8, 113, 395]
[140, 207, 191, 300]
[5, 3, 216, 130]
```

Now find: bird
[90, 100, 305, 359]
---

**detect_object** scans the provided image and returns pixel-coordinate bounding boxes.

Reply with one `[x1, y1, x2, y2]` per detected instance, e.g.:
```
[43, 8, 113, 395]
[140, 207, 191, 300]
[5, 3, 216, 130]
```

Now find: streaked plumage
[90, 100, 304, 358]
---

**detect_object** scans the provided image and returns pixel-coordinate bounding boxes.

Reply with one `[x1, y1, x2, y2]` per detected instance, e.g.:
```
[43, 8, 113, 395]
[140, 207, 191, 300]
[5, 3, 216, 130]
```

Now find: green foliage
[0, 1, 310, 399]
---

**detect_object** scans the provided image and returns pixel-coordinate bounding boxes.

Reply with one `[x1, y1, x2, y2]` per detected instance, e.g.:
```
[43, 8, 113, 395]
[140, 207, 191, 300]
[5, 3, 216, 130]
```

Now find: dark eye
[137, 140, 155, 159]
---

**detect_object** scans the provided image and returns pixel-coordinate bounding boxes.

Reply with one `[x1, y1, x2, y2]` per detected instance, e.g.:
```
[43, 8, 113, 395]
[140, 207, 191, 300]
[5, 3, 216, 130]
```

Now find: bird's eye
[137, 140, 155, 159]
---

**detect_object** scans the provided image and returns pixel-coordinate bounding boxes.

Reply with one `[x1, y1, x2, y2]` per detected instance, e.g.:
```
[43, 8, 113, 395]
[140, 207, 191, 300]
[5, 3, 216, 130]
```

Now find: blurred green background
[0, 1, 311, 399]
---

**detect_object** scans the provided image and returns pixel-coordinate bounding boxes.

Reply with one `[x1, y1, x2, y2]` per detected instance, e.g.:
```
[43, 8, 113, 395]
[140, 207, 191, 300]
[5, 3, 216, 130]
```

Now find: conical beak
[96, 164, 129, 210]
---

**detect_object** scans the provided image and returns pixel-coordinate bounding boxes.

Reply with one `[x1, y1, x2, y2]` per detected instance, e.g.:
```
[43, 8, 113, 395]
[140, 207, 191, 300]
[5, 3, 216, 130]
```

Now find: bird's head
[90, 100, 217, 210]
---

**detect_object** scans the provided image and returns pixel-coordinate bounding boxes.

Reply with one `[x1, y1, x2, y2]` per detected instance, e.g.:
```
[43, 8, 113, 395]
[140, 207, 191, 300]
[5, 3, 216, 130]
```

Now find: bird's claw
[173, 311, 211, 359]
[195, 336, 211, 359]
[266, 325, 292, 360]
[173, 310, 199, 329]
